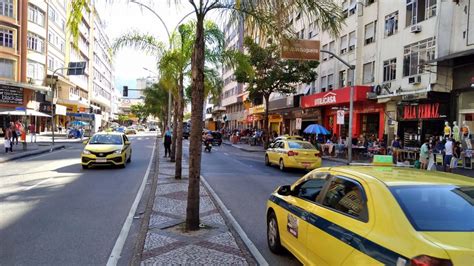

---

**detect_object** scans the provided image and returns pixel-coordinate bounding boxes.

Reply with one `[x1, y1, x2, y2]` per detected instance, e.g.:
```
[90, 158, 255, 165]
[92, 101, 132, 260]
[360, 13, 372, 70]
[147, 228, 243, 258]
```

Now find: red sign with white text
[300, 86, 372, 108]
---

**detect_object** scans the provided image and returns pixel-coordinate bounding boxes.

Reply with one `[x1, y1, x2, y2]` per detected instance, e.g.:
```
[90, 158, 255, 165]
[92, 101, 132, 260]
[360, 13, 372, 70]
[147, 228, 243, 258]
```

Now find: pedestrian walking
[163, 127, 172, 158]
[420, 140, 430, 170]
[444, 138, 454, 172]
[4, 125, 12, 153]
[28, 123, 37, 143]
[452, 141, 462, 170]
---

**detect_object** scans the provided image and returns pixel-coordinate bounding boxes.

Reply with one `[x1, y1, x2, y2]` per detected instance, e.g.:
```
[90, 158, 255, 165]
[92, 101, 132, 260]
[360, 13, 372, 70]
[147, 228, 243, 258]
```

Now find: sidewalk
[138, 144, 257, 265]
[0, 141, 65, 163]
[222, 140, 265, 152]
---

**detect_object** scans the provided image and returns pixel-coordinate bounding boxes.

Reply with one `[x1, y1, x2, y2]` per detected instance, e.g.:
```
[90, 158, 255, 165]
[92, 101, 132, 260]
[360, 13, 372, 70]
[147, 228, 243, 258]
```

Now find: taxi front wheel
[265, 155, 270, 166]
[267, 211, 283, 254]
[279, 159, 286, 171]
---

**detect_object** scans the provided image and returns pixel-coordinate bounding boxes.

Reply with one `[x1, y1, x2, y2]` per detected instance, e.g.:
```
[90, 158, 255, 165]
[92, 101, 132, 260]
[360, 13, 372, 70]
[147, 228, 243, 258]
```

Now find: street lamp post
[320, 50, 355, 164]
[130, 0, 194, 129]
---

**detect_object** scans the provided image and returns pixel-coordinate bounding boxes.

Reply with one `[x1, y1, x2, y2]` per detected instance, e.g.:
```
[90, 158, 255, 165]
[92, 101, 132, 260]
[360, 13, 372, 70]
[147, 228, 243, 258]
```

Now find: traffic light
[123, 86, 128, 97]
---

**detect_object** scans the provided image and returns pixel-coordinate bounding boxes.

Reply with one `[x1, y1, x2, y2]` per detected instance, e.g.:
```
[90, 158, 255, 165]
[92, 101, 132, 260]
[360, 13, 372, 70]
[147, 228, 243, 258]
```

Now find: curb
[0, 145, 66, 163]
[222, 142, 266, 153]
[201, 175, 269, 266]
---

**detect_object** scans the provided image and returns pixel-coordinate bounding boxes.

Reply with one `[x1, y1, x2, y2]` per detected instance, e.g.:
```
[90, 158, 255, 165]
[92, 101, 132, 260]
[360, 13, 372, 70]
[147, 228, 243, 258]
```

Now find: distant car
[265, 140, 321, 171]
[81, 132, 132, 169]
[125, 128, 137, 135]
[149, 125, 157, 131]
[115, 127, 126, 133]
[137, 125, 145, 131]
[267, 165, 474, 265]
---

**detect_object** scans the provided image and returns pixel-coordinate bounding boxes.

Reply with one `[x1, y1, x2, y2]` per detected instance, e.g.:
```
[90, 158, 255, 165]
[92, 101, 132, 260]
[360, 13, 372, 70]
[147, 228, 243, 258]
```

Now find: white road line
[23, 178, 52, 191]
[201, 176, 268, 266]
[106, 136, 157, 266]
[224, 153, 229, 156]
[17, 147, 69, 162]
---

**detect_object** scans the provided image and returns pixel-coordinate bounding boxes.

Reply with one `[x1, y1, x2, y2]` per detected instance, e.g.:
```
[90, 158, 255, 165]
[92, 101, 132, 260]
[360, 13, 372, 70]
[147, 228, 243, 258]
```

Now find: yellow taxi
[81, 132, 132, 169]
[266, 158, 473, 265]
[265, 139, 321, 171]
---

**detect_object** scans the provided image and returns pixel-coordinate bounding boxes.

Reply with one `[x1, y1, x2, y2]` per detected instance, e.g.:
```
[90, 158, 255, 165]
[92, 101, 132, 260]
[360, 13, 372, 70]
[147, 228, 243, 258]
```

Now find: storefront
[396, 92, 450, 147]
[268, 95, 301, 135]
[300, 86, 384, 140]
[248, 104, 265, 129]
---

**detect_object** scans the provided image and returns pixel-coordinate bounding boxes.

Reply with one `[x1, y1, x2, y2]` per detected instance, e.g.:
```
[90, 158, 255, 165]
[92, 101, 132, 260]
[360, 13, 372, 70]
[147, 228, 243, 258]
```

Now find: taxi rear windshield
[287, 141, 315, 149]
[390, 185, 474, 232]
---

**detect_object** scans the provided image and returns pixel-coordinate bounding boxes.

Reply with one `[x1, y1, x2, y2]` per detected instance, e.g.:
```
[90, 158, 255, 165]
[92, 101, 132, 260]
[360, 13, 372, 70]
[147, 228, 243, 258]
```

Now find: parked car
[81, 132, 132, 169]
[125, 128, 137, 135]
[137, 125, 145, 131]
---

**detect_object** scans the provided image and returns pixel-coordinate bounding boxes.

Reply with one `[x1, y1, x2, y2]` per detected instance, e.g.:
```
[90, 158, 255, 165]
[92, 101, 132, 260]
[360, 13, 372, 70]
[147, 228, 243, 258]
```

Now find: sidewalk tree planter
[69, 0, 342, 231]
[231, 37, 319, 149]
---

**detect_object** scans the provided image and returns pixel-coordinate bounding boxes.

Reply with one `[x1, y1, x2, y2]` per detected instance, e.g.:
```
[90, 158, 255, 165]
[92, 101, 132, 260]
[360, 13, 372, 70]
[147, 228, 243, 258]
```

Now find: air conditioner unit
[408, 75, 422, 84]
[410, 25, 422, 33]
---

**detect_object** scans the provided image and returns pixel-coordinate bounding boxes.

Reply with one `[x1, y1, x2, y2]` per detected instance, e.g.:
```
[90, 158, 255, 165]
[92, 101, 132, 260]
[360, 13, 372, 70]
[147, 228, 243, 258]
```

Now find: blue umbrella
[303, 124, 330, 135]
[70, 120, 89, 126]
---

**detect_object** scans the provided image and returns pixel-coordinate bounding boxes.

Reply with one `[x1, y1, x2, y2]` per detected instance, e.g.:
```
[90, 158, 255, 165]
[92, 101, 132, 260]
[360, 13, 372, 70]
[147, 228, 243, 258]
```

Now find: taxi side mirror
[125, 141, 131, 145]
[277, 185, 291, 196]
[83, 140, 88, 145]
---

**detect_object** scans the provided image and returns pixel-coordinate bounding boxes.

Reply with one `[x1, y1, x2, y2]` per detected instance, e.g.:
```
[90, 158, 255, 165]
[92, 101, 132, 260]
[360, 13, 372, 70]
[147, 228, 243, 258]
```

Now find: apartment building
[221, 19, 245, 130]
[274, 0, 472, 147]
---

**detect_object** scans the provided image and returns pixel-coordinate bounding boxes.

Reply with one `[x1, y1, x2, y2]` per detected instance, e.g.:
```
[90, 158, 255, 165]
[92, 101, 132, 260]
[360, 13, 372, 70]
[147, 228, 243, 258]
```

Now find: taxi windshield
[89, 134, 123, 145]
[287, 141, 315, 150]
[390, 185, 474, 232]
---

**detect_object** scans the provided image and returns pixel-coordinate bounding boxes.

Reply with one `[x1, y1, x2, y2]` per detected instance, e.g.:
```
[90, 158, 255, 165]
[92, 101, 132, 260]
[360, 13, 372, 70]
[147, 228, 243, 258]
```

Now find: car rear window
[287, 141, 315, 149]
[390, 185, 474, 232]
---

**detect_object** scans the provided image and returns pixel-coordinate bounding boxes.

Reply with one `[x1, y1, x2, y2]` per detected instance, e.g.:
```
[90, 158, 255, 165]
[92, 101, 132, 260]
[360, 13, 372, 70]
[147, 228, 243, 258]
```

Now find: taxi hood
[85, 144, 123, 152]
[421, 232, 474, 265]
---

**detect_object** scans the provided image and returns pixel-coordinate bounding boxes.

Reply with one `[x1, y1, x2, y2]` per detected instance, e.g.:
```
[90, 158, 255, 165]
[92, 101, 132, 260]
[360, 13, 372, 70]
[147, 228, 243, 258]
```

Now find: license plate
[96, 158, 107, 163]
[302, 162, 311, 166]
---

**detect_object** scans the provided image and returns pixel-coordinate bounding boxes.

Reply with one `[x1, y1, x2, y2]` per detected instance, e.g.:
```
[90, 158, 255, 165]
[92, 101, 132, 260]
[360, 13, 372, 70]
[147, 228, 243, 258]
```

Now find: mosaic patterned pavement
[140, 147, 254, 265]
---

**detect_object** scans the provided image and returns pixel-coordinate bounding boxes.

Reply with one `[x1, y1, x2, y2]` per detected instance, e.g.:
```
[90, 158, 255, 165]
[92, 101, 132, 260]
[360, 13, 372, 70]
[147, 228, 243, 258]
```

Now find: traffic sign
[296, 118, 302, 130]
[337, 110, 345, 125]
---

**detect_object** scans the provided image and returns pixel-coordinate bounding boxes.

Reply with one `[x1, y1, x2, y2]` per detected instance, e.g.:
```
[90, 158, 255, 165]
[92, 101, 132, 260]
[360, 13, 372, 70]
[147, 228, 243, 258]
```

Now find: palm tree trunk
[264, 94, 270, 149]
[186, 14, 205, 231]
[175, 73, 184, 179]
[171, 96, 178, 162]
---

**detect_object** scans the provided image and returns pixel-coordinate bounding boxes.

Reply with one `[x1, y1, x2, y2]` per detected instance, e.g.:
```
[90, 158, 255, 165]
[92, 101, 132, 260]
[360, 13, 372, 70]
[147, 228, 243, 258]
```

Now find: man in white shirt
[444, 138, 454, 172]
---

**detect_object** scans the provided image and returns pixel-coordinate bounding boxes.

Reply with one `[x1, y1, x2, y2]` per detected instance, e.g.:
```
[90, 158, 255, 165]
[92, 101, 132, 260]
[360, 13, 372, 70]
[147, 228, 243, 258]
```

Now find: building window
[48, 56, 54, 71]
[349, 0, 356, 16]
[296, 12, 301, 21]
[0, 28, 13, 48]
[384, 11, 398, 37]
[339, 70, 346, 88]
[48, 6, 56, 23]
[366, 0, 375, 5]
[347, 69, 354, 86]
[406, 0, 433, 27]
[403, 37, 436, 77]
[328, 41, 335, 58]
[342, 0, 349, 19]
[27, 32, 45, 53]
[327, 74, 334, 91]
[340, 35, 348, 54]
[383, 58, 397, 82]
[320, 76, 327, 92]
[0, 0, 14, 18]
[27, 60, 45, 81]
[363, 62, 375, 84]
[300, 28, 305, 39]
[364, 21, 376, 45]
[349, 31, 356, 51]
[426, 0, 436, 19]
[322, 44, 328, 61]
[0, 58, 14, 79]
[28, 4, 45, 26]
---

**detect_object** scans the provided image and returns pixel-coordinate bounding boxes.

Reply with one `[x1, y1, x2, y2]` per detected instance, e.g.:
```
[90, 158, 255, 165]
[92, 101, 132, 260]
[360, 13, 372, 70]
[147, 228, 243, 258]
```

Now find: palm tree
[68, 0, 343, 231]
[143, 82, 169, 130]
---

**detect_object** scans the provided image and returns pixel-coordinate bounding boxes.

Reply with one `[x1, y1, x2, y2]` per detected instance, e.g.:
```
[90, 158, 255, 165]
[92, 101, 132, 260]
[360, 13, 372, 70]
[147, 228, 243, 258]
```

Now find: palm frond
[112, 31, 165, 56]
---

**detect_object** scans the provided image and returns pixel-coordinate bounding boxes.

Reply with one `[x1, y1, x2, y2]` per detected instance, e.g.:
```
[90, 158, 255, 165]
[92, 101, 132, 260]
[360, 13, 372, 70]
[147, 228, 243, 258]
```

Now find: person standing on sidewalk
[420, 140, 430, 170]
[163, 127, 172, 158]
[29, 123, 37, 143]
[444, 138, 454, 172]
[4, 125, 12, 153]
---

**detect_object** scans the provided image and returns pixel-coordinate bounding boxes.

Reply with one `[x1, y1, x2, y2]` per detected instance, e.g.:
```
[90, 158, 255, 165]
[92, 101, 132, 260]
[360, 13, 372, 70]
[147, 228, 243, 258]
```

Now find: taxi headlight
[83, 150, 91, 155]
[114, 149, 122, 154]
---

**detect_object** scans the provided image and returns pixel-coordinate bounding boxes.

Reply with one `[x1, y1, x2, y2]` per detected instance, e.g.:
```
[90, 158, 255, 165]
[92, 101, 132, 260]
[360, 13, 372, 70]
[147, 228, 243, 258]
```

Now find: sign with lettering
[281, 39, 320, 61]
[402, 103, 442, 120]
[300, 86, 372, 108]
[337, 110, 345, 125]
[296, 118, 302, 130]
[0, 85, 23, 105]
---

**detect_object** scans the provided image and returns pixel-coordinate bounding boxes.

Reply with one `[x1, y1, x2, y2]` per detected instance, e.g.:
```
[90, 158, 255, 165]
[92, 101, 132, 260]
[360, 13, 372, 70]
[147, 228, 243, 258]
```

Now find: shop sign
[249, 104, 265, 114]
[269, 114, 283, 123]
[56, 104, 67, 116]
[337, 110, 345, 125]
[0, 85, 23, 105]
[401, 103, 442, 120]
[296, 118, 302, 130]
[300, 86, 372, 108]
[246, 115, 254, 123]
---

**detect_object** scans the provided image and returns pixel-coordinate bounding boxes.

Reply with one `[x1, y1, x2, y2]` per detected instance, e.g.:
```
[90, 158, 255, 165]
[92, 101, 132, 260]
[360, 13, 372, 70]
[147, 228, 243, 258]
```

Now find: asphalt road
[0, 132, 156, 265]
[197, 142, 344, 266]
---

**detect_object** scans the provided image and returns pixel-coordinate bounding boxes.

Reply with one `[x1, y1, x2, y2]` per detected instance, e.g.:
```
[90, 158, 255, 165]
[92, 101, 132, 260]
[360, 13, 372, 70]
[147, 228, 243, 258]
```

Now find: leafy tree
[69, 0, 342, 231]
[232, 37, 319, 148]
[130, 103, 147, 123]
[118, 114, 129, 125]
[143, 82, 170, 131]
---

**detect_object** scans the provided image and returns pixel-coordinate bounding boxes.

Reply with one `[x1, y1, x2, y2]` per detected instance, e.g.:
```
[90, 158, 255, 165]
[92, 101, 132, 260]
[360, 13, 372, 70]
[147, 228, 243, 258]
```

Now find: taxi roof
[328, 166, 474, 187]
[93, 132, 124, 136]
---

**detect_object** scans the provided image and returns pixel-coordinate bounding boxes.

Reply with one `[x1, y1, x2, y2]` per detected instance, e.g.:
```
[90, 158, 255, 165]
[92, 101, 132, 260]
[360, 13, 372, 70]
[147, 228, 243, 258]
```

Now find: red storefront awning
[300, 86, 372, 108]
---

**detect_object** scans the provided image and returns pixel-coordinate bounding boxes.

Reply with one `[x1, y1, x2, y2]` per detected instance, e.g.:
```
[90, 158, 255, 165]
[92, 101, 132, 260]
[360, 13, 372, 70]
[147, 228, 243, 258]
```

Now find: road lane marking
[22, 178, 52, 191]
[201, 176, 268, 266]
[106, 136, 157, 266]
[224, 153, 229, 156]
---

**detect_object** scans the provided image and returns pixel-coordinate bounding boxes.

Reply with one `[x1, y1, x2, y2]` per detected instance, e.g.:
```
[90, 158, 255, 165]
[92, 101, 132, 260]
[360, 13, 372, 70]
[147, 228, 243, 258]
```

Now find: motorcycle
[204, 140, 212, 152]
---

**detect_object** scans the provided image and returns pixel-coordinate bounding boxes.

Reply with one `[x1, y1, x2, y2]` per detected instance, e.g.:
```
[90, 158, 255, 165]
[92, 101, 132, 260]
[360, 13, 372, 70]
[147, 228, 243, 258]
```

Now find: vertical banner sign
[296, 118, 302, 130]
[337, 110, 345, 125]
